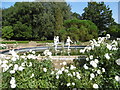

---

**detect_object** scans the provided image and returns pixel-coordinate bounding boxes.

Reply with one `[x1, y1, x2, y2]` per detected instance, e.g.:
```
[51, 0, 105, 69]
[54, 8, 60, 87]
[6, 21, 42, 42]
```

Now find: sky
[1, 1, 119, 23]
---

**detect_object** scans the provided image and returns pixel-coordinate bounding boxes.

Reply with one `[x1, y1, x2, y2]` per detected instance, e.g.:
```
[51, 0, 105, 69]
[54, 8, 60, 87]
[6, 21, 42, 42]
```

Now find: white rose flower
[115, 75, 120, 82]
[20, 56, 26, 59]
[51, 71, 54, 74]
[63, 61, 67, 65]
[90, 73, 95, 78]
[18, 66, 24, 71]
[90, 61, 97, 68]
[70, 65, 76, 70]
[5, 56, 11, 60]
[10, 77, 16, 85]
[56, 75, 59, 79]
[102, 68, 105, 72]
[89, 55, 93, 60]
[21, 62, 25, 67]
[107, 44, 112, 50]
[68, 73, 72, 77]
[67, 83, 70, 87]
[76, 74, 81, 79]
[38, 54, 41, 57]
[43, 68, 47, 72]
[95, 44, 100, 47]
[66, 67, 69, 69]
[11, 57, 17, 61]
[60, 63, 62, 65]
[28, 62, 32, 67]
[61, 67, 65, 71]
[2, 60, 8, 64]
[43, 50, 52, 57]
[104, 53, 110, 60]
[13, 64, 19, 71]
[93, 84, 99, 89]
[87, 47, 92, 50]
[29, 49, 32, 52]
[72, 82, 75, 86]
[3, 65, 9, 72]
[112, 40, 118, 46]
[64, 69, 69, 73]
[106, 34, 110, 39]
[56, 70, 62, 75]
[0, 60, 2, 65]
[94, 59, 99, 64]
[11, 84, 16, 88]
[90, 78, 92, 80]
[73, 72, 76, 76]
[97, 70, 101, 74]
[76, 72, 80, 75]
[32, 51, 35, 54]
[9, 64, 13, 67]
[112, 46, 118, 50]
[1, 63, 8, 68]
[116, 59, 120, 65]
[10, 70, 15, 74]
[80, 49, 85, 53]
[30, 73, 34, 78]
[86, 57, 89, 61]
[83, 64, 88, 69]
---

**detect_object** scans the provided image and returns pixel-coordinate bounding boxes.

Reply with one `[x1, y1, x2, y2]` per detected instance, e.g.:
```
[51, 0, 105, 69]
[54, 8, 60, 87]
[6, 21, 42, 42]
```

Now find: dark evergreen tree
[72, 12, 82, 20]
[82, 2, 114, 33]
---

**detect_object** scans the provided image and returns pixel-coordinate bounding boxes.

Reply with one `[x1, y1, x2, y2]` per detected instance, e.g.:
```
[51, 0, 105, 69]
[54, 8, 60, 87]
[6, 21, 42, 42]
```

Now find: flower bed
[0, 44, 7, 50]
[0, 34, 120, 88]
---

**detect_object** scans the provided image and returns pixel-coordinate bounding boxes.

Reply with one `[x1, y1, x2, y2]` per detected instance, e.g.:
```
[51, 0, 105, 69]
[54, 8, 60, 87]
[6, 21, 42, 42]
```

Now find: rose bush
[1, 34, 120, 88]
[75, 34, 120, 88]
[1, 50, 56, 88]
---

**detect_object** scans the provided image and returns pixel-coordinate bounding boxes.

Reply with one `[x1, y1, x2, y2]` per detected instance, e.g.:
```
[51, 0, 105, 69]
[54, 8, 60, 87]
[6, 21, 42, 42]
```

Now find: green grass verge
[36, 40, 53, 43]
[0, 40, 53, 44]
[0, 41, 29, 44]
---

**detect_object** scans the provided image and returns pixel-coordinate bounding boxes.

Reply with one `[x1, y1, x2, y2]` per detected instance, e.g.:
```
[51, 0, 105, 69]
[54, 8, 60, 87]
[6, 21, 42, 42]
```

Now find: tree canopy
[108, 24, 120, 38]
[2, 1, 118, 41]
[2, 26, 14, 40]
[59, 19, 98, 41]
[82, 2, 114, 33]
[2, 2, 72, 40]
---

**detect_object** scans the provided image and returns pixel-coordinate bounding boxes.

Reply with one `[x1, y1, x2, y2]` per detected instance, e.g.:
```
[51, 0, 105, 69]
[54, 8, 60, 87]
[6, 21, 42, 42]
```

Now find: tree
[0, 8, 2, 37]
[13, 21, 32, 40]
[54, 7, 63, 35]
[62, 19, 98, 41]
[2, 26, 14, 40]
[109, 24, 120, 38]
[82, 2, 114, 33]
[2, 2, 72, 40]
[72, 12, 82, 20]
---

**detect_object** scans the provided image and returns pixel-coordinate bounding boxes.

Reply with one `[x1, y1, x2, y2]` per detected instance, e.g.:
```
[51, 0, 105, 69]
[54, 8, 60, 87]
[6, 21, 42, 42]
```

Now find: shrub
[13, 21, 32, 40]
[75, 34, 120, 88]
[62, 19, 98, 41]
[108, 25, 120, 38]
[2, 26, 14, 40]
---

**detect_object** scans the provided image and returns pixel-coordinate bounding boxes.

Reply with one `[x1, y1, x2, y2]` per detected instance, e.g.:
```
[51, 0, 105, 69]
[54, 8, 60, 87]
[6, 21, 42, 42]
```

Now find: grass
[36, 40, 53, 43]
[0, 40, 53, 44]
[0, 41, 29, 44]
